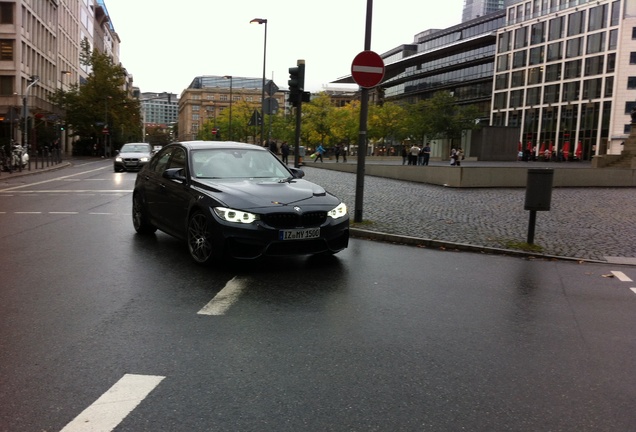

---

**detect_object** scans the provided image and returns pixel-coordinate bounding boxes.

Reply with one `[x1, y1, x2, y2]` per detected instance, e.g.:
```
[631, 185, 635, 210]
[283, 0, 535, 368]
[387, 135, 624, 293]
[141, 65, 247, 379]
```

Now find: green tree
[303, 93, 335, 148]
[51, 38, 142, 153]
[417, 91, 481, 147]
[368, 101, 407, 154]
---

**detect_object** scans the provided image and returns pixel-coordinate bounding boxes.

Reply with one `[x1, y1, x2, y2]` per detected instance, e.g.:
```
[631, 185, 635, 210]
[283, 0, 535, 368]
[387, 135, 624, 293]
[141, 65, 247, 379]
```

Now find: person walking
[422, 143, 431, 166]
[334, 143, 342, 162]
[401, 145, 408, 165]
[314, 144, 325, 163]
[281, 141, 290, 165]
[409, 144, 421, 165]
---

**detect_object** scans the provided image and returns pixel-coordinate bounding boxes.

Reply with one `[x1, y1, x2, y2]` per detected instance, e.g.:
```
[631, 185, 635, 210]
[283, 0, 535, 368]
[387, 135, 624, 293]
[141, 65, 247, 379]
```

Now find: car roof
[172, 141, 266, 151]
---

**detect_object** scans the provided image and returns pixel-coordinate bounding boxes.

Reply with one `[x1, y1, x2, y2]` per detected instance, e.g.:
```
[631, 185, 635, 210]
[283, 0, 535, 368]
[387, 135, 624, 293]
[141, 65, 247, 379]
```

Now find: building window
[498, 31, 511, 52]
[547, 42, 562, 61]
[220, 95, 228, 101]
[628, 77, 636, 89]
[545, 63, 562, 82]
[0, 75, 12, 95]
[567, 10, 586, 37]
[564, 60, 581, 79]
[588, 4, 607, 32]
[604, 76, 614, 97]
[0, 39, 13, 60]
[527, 87, 541, 105]
[586, 32, 606, 54]
[514, 27, 528, 49]
[513, 50, 527, 68]
[565, 37, 583, 58]
[509, 90, 524, 108]
[495, 73, 509, 90]
[549, 16, 564, 41]
[632, 27, 636, 39]
[192, 105, 200, 112]
[624, 124, 631, 134]
[496, 54, 510, 72]
[493, 92, 507, 109]
[529, 46, 544, 65]
[530, 22, 545, 45]
[511, 70, 525, 87]
[192, 114, 199, 121]
[544, 84, 560, 103]
[584, 55, 604, 76]
[0, 3, 13, 24]
[607, 53, 616, 73]
[583, 78, 602, 98]
[527, 67, 543, 85]
[562, 81, 580, 102]
[624, 101, 636, 114]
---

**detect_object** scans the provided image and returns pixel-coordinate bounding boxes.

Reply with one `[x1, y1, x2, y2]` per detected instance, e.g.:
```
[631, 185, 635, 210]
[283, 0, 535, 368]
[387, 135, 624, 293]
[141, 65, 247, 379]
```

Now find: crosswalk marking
[60, 374, 165, 432]
[198, 276, 246, 316]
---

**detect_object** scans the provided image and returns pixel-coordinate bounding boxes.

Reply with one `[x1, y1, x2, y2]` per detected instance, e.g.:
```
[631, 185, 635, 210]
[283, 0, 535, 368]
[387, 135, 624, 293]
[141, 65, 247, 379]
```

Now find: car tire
[187, 210, 215, 264]
[132, 192, 157, 234]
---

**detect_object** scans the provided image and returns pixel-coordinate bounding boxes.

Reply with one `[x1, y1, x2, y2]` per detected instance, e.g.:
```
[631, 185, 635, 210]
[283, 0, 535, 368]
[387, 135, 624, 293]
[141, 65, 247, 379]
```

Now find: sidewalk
[0, 158, 70, 179]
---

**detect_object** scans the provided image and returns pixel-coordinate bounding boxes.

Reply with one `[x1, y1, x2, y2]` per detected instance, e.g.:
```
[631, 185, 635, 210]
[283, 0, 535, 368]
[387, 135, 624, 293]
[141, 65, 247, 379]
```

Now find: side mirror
[289, 168, 305, 178]
[163, 168, 187, 183]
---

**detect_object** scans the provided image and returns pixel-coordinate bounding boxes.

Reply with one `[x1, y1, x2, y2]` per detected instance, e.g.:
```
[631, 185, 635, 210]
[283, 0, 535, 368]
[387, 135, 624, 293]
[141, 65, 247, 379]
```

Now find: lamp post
[58, 71, 71, 154]
[23, 75, 40, 154]
[250, 18, 267, 146]
[224, 75, 233, 140]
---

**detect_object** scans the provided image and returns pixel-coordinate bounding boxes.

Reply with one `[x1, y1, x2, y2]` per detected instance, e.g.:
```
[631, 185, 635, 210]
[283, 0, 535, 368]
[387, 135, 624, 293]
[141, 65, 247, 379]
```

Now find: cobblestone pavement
[301, 166, 636, 262]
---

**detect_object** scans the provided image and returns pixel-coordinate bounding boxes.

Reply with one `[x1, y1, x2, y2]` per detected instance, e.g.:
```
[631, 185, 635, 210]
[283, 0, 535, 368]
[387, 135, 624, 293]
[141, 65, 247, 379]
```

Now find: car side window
[168, 148, 186, 171]
[149, 148, 172, 173]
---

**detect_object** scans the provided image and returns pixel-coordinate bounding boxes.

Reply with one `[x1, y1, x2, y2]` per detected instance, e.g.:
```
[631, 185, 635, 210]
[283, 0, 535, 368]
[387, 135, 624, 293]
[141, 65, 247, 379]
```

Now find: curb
[350, 227, 610, 265]
[0, 162, 71, 179]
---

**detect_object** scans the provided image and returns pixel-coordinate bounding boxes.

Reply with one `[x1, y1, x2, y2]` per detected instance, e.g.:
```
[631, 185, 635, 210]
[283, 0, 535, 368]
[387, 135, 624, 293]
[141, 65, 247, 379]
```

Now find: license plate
[279, 228, 320, 240]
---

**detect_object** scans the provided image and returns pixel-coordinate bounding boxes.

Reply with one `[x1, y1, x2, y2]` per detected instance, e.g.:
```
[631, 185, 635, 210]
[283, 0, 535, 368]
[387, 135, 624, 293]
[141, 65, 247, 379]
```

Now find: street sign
[351, 50, 385, 88]
[263, 97, 279, 115]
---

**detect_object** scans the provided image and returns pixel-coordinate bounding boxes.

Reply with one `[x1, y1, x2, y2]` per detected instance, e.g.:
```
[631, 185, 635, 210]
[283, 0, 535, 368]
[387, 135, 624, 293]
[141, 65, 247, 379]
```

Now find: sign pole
[354, 0, 374, 223]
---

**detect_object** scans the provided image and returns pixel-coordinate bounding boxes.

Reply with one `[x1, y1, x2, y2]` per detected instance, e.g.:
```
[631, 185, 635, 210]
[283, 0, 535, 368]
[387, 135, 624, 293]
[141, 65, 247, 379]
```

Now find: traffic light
[288, 60, 305, 107]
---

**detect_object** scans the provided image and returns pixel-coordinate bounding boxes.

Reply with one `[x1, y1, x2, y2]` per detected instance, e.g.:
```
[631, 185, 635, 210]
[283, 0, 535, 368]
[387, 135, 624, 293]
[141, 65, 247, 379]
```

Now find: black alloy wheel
[132, 193, 157, 234]
[187, 211, 215, 264]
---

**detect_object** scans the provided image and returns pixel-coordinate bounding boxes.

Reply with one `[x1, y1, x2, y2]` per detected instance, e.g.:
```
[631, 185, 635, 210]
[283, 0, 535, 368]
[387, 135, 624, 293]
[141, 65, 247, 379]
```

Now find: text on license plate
[279, 228, 320, 240]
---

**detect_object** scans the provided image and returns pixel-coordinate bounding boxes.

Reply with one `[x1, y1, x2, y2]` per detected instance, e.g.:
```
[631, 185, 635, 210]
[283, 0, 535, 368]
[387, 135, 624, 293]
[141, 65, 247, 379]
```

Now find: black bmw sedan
[132, 141, 349, 264]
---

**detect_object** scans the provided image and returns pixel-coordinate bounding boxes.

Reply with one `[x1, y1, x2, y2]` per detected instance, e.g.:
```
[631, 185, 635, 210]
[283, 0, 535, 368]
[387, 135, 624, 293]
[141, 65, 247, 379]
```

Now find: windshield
[121, 144, 151, 153]
[191, 148, 291, 179]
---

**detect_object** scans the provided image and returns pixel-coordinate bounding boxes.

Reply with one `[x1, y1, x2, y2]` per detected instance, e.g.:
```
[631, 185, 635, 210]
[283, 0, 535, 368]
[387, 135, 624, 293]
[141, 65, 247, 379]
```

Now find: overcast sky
[104, 0, 464, 96]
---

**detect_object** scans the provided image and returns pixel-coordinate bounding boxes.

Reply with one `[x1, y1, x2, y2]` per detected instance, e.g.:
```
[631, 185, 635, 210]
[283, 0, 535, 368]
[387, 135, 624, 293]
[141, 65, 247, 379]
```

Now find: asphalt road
[0, 159, 635, 431]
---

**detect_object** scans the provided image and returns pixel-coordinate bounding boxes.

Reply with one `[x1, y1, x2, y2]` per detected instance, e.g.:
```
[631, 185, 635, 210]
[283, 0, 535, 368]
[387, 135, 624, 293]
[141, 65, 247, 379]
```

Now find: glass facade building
[491, 0, 635, 160]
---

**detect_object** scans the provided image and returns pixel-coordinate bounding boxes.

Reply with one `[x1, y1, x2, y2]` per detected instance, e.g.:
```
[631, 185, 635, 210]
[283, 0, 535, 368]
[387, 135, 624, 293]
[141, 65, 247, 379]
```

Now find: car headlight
[140, 156, 149, 162]
[213, 207, 259, 224]
[115, 156, 123, 162]
[328, 202, 348, 219]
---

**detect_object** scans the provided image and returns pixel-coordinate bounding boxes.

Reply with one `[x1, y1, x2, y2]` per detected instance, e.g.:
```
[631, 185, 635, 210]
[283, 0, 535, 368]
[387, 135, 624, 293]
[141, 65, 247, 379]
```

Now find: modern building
[334, 0, 635, 163]
[178, 75, 284, 142]
[492, 0, 635, 161]
[140, 92, 178, 127]
[463, 0, 507, 21]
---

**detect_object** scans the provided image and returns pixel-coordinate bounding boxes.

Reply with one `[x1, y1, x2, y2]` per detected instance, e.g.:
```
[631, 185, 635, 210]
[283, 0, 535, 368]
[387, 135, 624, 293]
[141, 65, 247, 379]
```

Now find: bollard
[524, 168, 554, 244]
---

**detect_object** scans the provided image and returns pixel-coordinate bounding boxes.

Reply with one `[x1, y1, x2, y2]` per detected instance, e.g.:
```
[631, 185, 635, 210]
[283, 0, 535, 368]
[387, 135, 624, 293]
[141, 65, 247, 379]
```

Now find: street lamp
[250, 18, 267, 146]
[224, 75, 233, 140]
[23, 75, 40, 152]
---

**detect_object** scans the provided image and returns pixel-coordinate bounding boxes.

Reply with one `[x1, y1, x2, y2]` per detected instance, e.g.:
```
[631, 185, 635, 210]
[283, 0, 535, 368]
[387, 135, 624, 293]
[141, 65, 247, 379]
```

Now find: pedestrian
[281, 141, 290, 165]
[269, 140, 278, 154]
[401, 145, 408, 165]
[422, 143, 431, 166]
[417, 146, 424, 166]
[334, 143, 342, 162]
[314, 143, 325, 163]
[455, 148, 464, 166]
[409, 144, 421, 165]
[450, 148, 457, 165]
[342, 145, 347, 162]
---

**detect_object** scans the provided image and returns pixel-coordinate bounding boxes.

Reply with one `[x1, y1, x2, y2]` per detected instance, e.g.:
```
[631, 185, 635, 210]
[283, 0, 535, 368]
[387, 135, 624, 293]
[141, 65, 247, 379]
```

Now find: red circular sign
[351, 50, 385, 88]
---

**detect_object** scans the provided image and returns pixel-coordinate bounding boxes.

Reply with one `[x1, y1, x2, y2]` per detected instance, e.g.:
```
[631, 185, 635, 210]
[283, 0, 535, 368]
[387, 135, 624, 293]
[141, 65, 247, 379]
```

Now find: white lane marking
[198, 276, 246, 316]
[15, 211, 41, 214]
[0, 166, 109, 192]
[611, 271, 633, 282]
[60, 374, 165, 432]
[2, 190, 132, 193]
[49, 212, 79, 215]
[89, 212, 114, 215]
[631, 288, 636, 295]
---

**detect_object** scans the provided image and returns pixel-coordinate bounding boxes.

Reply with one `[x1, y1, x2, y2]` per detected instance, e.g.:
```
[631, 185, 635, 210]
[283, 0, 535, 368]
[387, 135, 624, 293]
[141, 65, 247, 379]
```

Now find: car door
[141, 147, 173, 228]
[157, 147, 192, 237]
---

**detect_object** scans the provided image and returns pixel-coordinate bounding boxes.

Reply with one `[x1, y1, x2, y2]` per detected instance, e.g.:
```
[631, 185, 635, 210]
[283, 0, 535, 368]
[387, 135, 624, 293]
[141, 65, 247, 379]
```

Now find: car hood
[194, 178, 339, 210]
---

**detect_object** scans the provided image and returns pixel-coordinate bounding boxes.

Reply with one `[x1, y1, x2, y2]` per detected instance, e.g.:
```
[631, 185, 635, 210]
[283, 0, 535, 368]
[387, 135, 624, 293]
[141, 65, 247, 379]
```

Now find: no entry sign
[351, 50, 385, 88]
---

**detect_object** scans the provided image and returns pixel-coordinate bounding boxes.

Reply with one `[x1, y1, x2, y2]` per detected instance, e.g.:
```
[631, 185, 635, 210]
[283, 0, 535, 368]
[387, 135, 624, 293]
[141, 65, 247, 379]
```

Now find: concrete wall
[308, 163, 636, 188]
